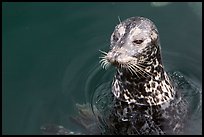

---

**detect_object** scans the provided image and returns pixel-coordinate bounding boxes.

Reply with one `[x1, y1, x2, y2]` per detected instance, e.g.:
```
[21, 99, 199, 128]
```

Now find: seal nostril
[133, 40, 144, 44]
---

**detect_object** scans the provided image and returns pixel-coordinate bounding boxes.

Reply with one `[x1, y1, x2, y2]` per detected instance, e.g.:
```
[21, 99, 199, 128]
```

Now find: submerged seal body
[100, 16, 188, 135]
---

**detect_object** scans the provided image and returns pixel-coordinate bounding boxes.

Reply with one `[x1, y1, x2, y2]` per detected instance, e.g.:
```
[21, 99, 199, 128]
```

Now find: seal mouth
[99, 49, 153, 78]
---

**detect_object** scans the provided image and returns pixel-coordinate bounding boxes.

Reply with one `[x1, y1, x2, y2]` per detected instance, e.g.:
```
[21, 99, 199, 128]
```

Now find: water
[2, 2, 202, 135]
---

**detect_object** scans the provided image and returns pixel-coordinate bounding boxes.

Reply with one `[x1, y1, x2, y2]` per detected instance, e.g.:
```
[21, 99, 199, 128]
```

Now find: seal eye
[113, 34, 119, 42]
[133, 40, 143, 44]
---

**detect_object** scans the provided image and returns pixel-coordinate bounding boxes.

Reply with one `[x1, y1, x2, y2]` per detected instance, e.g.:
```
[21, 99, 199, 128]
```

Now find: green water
[2, 2, 202, 135]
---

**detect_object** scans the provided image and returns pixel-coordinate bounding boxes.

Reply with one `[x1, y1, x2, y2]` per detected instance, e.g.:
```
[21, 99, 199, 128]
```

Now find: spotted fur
[100, 17, 188, 135]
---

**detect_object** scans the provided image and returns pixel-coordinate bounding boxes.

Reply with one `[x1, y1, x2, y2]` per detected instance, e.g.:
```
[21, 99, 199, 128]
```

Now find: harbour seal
[99, 16, 188, 135]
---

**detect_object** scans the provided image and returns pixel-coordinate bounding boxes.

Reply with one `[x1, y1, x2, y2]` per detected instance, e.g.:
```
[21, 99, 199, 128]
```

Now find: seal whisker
[137, 63, 155, 76]
[136, 63, 153, 77]
[128, 63, 140, 78]
[99, 50, 108, 55]
[136, 66, 150, 78]
[99, 56, 107, 59]
[124, 64, 134, 75]
[100, 59, 107, 69]
[102, 61, 107, 69]
[126, 65, 134, 75]
[130, 63, 147, 78]
[100, 58, 110, 70]
[129, 65, 139, 78]
[99, 60, 107, 69]
[99, 58, 106, 63]
[105, 61, 110, 69]
[104, 61, 110, 69]
[118, 16, 122, 23]
[130, 62, 151, 78]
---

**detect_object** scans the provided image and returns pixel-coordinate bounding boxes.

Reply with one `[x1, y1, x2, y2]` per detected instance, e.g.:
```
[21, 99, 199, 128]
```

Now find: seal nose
[106, 50, 121, 64]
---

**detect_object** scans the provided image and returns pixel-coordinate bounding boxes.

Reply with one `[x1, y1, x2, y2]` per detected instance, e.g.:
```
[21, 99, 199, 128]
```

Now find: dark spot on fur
[151, 82, 155, 88]
[165, 80, 170, 85]
[138, 83, 145, 91]
[146, 66, 151, 71]
[155, 66, 161, 72]
[165, 85, 169, 92]
[153, 60, 157, 66]
[146, 76, 151, 81]
[154, 72, 157, 77]
[157, 86, 162, 91]
[155, 92, 158, 96]
[164, 96, 168, 100]
[164, 92, 169, 97]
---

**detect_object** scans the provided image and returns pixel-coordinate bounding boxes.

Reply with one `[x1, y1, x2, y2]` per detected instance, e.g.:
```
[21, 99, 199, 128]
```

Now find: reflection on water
[3, 2, 201, 135]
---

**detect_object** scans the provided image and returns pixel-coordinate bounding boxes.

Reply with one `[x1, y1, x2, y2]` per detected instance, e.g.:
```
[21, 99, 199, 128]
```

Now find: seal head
[107, 16, 159, 66]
